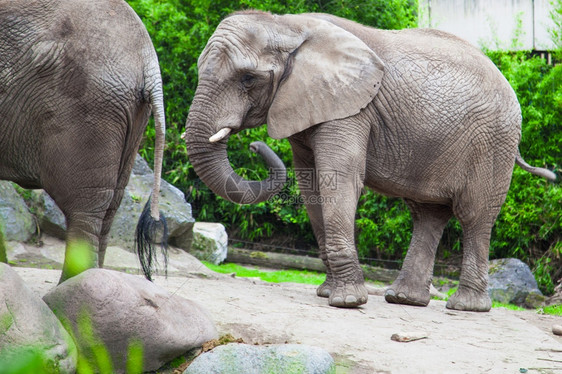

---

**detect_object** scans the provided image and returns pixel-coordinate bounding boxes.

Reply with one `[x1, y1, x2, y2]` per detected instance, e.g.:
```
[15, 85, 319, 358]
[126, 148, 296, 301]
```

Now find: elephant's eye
[241, 73, 256, 89]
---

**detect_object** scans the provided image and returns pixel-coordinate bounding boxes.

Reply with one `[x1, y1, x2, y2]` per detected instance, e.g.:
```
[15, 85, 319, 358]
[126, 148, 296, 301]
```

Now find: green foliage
[355, 192, 411, 261]
[538, 303, 562, 316]
[64, 240, 96, 280]
[125, 341, 144, 374]
[61, 309, 145, 374]
[0, 346, 58, 374]
[550, 0, 562, 59]
[0, 220, 7, 264]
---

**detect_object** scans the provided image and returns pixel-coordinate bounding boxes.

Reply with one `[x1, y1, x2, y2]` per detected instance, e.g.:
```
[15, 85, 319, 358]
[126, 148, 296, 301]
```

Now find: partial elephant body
[0, 0, 166, 282]
[184, 11, 556, 310]
[314, 15, 521, 203]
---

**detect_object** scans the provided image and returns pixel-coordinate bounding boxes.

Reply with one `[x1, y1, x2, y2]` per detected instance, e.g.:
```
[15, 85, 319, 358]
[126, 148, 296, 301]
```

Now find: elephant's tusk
[209, 127, 232, 143]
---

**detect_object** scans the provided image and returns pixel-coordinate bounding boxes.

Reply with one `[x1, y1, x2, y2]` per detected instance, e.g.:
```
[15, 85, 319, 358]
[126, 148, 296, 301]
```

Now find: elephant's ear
[267, 15, 384, 139]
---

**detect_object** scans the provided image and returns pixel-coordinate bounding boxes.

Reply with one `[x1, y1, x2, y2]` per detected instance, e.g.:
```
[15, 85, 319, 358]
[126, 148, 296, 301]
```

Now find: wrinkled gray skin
[0, 0, 166, 283]
[183, 11, 556, 310]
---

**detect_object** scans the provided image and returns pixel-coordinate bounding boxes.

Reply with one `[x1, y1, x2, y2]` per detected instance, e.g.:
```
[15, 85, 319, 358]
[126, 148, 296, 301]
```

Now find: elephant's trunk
[184, 109, 286, 204]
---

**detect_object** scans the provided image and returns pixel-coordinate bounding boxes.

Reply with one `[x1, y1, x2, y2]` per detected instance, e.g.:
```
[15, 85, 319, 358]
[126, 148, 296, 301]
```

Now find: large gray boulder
[0, 263, 77, 373]
[191, 222, 228, 265]
[29, 154, 195, 251]
[43, 268, 218, 373]
[0, 181, 36, 242]
[488, 258, 544, 307]
[184, 343, 335, 374]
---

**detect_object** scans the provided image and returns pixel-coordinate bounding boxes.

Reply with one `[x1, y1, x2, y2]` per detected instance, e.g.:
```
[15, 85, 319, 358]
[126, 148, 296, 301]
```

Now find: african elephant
[183, 11, 556, 310]
[0, 0, 167, 282]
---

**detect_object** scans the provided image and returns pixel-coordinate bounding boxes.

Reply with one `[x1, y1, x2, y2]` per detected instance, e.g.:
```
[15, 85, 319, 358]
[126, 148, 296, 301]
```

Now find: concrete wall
[419, 0, 557, 50]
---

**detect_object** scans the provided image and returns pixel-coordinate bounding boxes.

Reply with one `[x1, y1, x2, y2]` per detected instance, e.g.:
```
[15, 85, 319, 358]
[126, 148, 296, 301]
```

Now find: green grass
[491, 301, 526, 311]
[202, 262, 326, 285]
[538, 304, 562, 316]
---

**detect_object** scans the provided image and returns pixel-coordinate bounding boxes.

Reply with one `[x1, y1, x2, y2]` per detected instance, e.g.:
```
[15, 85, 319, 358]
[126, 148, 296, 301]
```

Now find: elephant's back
[371, 27, 521, 135]
[0, 0, 151, 95]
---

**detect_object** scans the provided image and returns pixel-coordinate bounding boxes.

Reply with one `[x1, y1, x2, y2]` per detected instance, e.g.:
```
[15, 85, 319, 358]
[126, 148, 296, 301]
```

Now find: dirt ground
[8, 236, 562, 373]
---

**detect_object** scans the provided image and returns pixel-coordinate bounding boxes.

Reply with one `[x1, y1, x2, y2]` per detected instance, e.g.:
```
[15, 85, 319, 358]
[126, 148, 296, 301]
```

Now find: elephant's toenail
[331, 297, 343, 305]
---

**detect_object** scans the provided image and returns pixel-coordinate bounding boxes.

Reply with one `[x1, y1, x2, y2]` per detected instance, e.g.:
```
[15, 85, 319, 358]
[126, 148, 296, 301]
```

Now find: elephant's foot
[446, 287, 491, 312]
[328, 282, 368, 308]
[384, 279, 430, 307]
[316, 273, 335, 298]
[316, 281, 332, 298]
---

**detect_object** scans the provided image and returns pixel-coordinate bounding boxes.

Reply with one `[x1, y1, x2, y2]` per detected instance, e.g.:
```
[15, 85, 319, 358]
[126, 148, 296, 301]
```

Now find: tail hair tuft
[135, 196, 168, 281]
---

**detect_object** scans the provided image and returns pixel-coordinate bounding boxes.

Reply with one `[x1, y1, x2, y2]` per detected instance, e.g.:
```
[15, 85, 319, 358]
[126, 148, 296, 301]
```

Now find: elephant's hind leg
[445, 218, 494, 312]
[445, 213, 496, 312]
[97, 186, 125, 268]
[56, 188, 115, 283]
[97, 138, 146, 268]
[385, 201, 452, 306]
[445, 146, 514, 312]
[41, 114, 136, 283]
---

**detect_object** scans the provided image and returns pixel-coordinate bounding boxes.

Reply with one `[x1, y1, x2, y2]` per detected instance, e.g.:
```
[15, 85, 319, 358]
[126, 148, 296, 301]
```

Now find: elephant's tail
[515, 152, 557, 181]
[136, 196, 168, 281]
[135, 53, 169, 281]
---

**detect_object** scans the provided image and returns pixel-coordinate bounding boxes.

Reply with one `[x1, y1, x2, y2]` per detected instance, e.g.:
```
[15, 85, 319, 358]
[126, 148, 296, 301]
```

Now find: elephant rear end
[361, 28, 523, 206]
[0, 0, 167, 281]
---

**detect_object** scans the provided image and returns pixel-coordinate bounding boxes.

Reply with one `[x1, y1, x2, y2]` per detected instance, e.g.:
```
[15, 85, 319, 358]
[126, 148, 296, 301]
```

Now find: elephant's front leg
[320, 187, 367, 308]
[289, 136, 332, 298]
[310, 120, 369, 308]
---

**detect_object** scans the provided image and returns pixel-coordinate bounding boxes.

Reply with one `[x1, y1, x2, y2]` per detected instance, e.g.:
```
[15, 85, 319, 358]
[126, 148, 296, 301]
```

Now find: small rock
[190, 222, 228, 265]
[430, 284, 447, 300]
[390, 331, 428, 342]
[524, 292, 546, 309]
[366, 284, 385, 296]
[553, 325, 562, 336]
[184, 343, 335, 374]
